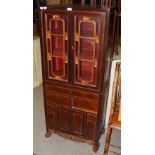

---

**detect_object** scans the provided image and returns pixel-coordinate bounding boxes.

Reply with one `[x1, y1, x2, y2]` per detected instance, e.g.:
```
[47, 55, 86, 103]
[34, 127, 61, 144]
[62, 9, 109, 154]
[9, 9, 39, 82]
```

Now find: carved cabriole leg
[104, 127, 112, 155]
[92, 142, 100, 153]
[45, 129, 53, 138]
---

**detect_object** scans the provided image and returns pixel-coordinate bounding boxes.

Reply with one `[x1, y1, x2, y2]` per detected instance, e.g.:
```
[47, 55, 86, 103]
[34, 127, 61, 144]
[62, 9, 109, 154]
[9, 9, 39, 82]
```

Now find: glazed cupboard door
[44, 12, 69, 82]
[73, 14, 106, 88]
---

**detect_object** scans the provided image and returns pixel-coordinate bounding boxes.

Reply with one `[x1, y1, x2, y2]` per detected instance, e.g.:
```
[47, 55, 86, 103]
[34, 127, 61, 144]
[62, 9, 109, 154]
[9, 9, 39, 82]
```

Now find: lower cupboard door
[86, 120, 97, 139]
[48, 111, 56, 129]
[71, 111, 85, 136]
[57, 107, 70, 132]
[46, 104, 56, 129]
[86, 114, 97, 139]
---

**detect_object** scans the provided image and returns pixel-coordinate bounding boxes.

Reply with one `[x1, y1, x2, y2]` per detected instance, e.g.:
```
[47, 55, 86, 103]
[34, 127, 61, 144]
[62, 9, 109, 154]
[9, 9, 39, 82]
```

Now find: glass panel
[79, 61, 93, 81]
[52, 36, 63, 57]
[52, 57, 64, 76]
[51, 20, 63, 34]
[45, 14, 69, 81]
[80, 39, 94, 60]
[80, 22, 94, 37]
[73, 15, 101, 86]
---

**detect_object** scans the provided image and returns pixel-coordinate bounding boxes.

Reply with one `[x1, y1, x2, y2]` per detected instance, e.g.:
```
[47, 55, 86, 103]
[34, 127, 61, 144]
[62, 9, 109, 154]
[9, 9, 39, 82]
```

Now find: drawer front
[45, 83, 70, 95]
[47, 104, 56, 113]
[87, 113, 97, 121]
[71, 89, 99, 100]
[72, 97, 98, 114]
[46, 92, 71, 107]
[46, 92, 57, 103]
[57, 94, 71, 107]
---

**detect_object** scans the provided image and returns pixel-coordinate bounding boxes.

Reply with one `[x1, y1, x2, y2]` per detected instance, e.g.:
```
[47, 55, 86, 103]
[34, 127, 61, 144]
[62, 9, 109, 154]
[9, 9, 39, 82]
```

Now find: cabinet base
[45, 130, 53, 138]
[46, 129, 100, 152]
[92, 143, 100, 152]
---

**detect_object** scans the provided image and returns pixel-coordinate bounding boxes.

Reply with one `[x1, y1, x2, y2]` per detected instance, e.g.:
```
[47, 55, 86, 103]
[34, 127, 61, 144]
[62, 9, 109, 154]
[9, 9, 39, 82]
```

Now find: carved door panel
[71, 111, 85, 136]
[86, 113, 97, 139]
[57, 107, 70, 132]
[44, 13, 69, 82]
[47, 104, 56, 129]
[73, 14, 106, 87]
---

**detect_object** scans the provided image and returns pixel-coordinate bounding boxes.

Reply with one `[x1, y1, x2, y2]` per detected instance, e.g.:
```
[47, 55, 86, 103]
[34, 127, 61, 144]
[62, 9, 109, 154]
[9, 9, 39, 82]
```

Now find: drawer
[87, 113, 97, 121]
[71, 89, 99, 101]
[46, 92, 71, 107]
[57, 94, 71, 107]
[47, 104, 56, 113]
[46, 93, 57, 103]
[45, 83, 70, 95]
[72, 97, 98, 114]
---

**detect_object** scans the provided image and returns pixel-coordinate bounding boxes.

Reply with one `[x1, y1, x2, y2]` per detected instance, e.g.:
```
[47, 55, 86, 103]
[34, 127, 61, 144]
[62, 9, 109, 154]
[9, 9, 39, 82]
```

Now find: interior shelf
[51, 34, 64, 36]
[79, 59, 93, 62]
[80, 36, 95, 40]
[52, 55, 63, 58]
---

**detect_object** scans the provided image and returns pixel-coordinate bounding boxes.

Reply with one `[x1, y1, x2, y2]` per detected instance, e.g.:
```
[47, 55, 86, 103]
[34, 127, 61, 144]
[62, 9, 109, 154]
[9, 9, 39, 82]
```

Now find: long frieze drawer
[87, 113, 97, 122]
[71, 89, 99, 101]
[57, 94, 71, 107]
[45, 83, 70, 95]
[46, 92, 57, 103]
[46, 104, 56, 113]
[46, 92, 71, 107]
[72, 97, 98, 114]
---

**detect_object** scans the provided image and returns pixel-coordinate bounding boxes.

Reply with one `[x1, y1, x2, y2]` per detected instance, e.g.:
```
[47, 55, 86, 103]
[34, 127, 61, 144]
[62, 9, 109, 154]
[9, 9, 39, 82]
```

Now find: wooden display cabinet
[39, 5, 115, 152]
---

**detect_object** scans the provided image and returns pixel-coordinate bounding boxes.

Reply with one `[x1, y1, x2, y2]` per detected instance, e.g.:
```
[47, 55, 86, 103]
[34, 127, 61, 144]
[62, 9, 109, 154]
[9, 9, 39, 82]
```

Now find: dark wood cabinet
[39, 5, 115, 152]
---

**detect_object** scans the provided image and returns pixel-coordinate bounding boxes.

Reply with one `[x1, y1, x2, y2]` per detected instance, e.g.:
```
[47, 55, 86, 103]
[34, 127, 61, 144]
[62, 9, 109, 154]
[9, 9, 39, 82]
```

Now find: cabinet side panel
[39, 10, 49, 132]
[97, 10, 116, 140]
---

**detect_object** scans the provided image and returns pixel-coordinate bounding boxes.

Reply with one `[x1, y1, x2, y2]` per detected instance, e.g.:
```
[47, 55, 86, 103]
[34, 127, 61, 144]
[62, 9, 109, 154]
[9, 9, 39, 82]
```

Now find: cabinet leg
[102, 127, 105, 134]
[92, 142, 100, 153]
[45, 130, 53, 138]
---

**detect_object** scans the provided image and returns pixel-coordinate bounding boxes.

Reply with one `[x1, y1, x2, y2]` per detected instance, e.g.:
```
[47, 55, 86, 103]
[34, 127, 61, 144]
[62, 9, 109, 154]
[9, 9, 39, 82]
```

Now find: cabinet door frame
[42, 10, 71, 83]
[71, 12, 107, 89]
